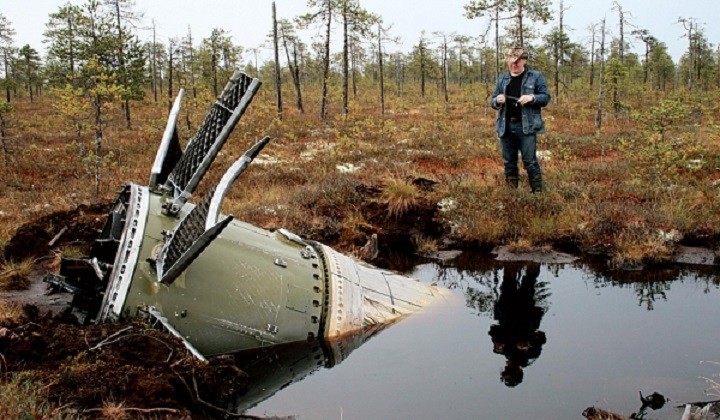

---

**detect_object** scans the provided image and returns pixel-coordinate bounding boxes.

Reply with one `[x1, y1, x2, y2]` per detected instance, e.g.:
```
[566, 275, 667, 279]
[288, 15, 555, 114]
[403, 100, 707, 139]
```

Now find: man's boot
[530, 174, 543, 193]
[505, 176, 519, 189]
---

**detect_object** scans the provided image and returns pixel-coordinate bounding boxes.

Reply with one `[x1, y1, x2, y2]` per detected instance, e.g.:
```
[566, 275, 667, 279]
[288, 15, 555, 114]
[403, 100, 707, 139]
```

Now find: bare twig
[0, 352, 6, 376]
[88, 327, 175, 362]
[88, 326, 134, 351]
[143, 334, 175, 363]
[171, 366, 262, 419]
[48, 226, 68, 247]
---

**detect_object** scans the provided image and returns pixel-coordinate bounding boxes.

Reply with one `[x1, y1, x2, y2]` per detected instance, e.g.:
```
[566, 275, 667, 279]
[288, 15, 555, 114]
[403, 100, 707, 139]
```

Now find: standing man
[491, 47, 550, 192]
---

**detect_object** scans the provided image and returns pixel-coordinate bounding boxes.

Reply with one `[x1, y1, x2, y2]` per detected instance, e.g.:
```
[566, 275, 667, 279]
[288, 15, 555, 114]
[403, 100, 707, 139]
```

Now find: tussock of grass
[611, 234, 673, 268]
[0, 300, 24, 322]
[100, 401, 130, 420]
[507, 238, 535, 253]
[381, 177, 418, 218]
[414, 235, 439, 254]
[0, 373, 56, 419]
[0, 259, 34, 291]
[59, 246, 85, 260]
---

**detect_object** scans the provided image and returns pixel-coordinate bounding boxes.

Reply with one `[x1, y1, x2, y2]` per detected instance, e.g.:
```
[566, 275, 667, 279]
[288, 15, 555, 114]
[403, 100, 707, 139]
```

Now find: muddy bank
[0, 307, 249, 418]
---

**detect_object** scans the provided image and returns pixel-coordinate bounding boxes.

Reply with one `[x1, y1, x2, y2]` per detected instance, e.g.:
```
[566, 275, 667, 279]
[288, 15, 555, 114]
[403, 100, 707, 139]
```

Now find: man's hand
[517, 94, 535, 106]
[496, 94, 506, 104]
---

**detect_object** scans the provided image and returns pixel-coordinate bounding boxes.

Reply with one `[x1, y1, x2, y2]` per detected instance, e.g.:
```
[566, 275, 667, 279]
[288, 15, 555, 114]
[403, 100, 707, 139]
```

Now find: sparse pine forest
[0, 0, 719, 417]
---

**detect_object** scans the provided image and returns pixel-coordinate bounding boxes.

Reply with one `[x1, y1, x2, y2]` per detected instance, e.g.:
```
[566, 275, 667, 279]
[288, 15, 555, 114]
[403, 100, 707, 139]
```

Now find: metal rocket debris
[45, 71, 445, 358]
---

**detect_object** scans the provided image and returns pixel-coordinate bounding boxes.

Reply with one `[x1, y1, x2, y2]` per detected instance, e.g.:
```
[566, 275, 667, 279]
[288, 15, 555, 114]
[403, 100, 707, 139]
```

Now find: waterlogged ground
[245, 254, 720, 419]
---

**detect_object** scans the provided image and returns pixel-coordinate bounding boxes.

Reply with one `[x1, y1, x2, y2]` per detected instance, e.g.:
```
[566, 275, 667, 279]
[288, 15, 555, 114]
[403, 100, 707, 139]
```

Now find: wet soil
[3, 203, 111, 263]
[0, 308, 249, 418]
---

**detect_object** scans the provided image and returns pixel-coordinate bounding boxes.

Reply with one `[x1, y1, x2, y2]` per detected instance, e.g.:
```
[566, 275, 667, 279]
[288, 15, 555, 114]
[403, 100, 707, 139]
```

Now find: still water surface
[245, 254, 720, 419]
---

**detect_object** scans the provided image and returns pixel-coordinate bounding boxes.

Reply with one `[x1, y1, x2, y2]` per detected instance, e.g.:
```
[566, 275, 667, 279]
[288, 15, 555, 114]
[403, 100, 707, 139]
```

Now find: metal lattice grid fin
[156, 188, 232, 285]
[164, 71, 261, 215]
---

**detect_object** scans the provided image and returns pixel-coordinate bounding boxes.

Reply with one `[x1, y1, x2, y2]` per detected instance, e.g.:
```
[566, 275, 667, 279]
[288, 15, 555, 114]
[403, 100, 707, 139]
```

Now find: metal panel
[149, 89, 185, 190]
[317, 243, 444, 339]
[97, 184, 150, 322]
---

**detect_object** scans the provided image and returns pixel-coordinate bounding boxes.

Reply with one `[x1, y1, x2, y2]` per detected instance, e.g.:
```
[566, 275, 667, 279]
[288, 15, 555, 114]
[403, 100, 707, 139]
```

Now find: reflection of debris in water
[230, 324, 391, 414]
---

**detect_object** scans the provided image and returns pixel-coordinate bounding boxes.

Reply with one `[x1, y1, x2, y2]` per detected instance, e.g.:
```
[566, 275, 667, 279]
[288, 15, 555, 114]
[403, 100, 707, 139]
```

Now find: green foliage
[51, 84, 89, 142]
[624, 98, 701, 182]
[633, 98, 692, 138]
[44, 3, 85, 83]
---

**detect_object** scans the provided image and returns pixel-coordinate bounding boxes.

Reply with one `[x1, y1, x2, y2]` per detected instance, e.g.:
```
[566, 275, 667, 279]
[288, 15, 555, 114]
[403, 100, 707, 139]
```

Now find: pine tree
[0, 14, 16, 103]
[44, 3, 85, 85]
[16, 45, 42, 103]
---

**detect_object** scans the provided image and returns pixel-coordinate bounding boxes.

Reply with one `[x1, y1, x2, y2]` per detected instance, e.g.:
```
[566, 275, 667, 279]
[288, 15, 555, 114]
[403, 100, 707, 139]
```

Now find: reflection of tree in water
[464, 269, 500, 315]
[489, 263, 549, 387]
[431, 257, 501, 316]
[584, 263, 720, 311]
[634, 281, 670, 310]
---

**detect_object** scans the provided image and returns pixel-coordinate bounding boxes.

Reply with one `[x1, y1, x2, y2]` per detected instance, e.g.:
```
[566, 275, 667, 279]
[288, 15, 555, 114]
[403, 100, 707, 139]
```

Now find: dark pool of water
[244, 254, 720, 419]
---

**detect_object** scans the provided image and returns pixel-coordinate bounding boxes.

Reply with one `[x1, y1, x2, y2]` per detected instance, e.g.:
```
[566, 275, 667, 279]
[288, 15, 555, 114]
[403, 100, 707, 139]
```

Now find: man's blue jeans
[500, 121, 542, 179]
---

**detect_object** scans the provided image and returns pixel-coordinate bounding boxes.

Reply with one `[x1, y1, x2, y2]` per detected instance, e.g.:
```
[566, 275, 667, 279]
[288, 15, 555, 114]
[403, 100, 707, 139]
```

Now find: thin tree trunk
[68, 12, 75, 82]
[494, 6, 500, 78]
[113, 0, 131, 128]
[442, 40, 448, 103]
[341, 0, 349, 115]
[595, 19, 606, 135]
[188, 26, 197, 98]
[282, 30, 304, 113]
[4, 51, 10, 103]
[378, 24, 385, 115]
[272, 2, 282, 120]
[351, 43, 357, 97]
[320, 2, 332, 119]
[168, 46, 174, 111]
[420, 41, 426, 97]
[517, 1, 524, 47]
[152, 21, 157, 102]
[93, 97, 103, 197]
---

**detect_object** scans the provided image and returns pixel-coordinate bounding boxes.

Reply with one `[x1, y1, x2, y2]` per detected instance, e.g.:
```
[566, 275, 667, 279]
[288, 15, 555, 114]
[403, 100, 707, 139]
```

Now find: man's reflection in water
[489, 262, 547, 387]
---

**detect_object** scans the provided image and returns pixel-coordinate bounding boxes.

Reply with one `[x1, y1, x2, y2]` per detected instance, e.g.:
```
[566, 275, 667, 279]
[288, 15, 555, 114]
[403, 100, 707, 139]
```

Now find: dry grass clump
[507, 238, 535, 253]
[0, 258, 34, 291]
[0, 300, 24, 322]
[0, 373, 57, 419]
[414, 235, 439, 254]
[381, 177, 418, 218]
[99, 401, 130, 420]
[611, 234, 673, 269]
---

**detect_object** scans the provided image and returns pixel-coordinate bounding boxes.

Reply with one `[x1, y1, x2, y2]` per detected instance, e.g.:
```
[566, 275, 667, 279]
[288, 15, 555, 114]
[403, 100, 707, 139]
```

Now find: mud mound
[3, 203, 110, 262]
[0, 307, 249, 417]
